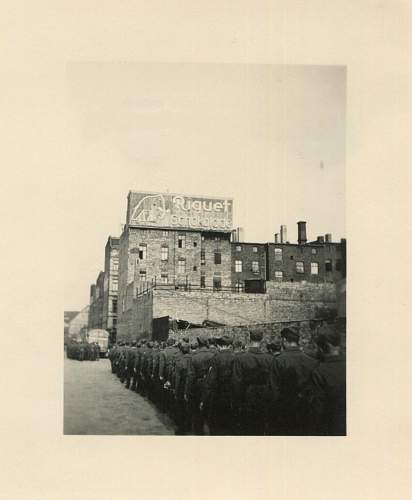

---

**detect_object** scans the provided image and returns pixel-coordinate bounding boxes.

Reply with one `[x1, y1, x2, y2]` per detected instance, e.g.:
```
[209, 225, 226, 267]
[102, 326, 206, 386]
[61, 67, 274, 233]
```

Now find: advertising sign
[127, 191, 233, 232]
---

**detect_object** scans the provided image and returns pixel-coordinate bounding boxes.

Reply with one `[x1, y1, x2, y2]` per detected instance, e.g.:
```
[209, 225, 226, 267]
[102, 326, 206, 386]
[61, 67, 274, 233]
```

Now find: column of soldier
[67, 341, 101, 361]
[108, 326, 345, 436]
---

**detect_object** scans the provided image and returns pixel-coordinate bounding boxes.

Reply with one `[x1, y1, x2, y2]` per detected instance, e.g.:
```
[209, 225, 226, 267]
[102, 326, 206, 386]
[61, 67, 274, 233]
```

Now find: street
[64, 355, 175, 435]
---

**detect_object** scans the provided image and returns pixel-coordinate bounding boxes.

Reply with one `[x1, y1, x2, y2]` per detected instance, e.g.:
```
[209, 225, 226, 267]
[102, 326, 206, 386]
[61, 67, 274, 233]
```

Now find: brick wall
[231, 242, 266, 286]
[117, 281, 338, 341]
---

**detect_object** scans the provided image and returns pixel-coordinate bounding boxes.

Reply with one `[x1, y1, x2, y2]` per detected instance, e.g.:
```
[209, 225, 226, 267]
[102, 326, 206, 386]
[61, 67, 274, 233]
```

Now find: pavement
[64, 355, 176, 435]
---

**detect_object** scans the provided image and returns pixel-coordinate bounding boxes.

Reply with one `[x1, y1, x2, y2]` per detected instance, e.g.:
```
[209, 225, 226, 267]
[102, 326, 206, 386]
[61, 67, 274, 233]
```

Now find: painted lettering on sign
[127, 192, 233, 231]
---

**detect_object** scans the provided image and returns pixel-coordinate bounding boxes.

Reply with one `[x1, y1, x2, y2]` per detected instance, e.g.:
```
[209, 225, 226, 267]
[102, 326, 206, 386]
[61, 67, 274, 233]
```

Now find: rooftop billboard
[127, 191, 233, 232]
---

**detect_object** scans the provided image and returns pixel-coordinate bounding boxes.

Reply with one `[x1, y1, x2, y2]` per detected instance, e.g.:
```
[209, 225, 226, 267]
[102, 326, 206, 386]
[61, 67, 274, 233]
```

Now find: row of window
[235, 245, 259, 253]
[234, 260, 260, 273]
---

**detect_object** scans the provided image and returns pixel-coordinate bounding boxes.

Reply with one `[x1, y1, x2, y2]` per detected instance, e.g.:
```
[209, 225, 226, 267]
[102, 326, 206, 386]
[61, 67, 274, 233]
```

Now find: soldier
[203, 335, 235, 435]
[269, 327, 319, 436]
[266, 340, 282, 357]
[134, 339, 147, 394]
[185, 335, 215, 435]
[173, 340, 191, 434]
[108, 343, 118, 373]
[125, 341, 137, 389]
[95, 342, 100, 361]
[78, 342, 85, 362]
[306, 328, 346, 435]
[159, 337, 180, 414]
[130, 341, 141, 391]
[150, 341, 162, 405]
[232, 330, 271, 435]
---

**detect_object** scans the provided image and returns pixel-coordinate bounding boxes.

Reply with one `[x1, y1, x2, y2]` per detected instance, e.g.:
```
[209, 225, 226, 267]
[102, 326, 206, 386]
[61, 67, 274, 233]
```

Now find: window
[236, 245, 242, 252]
[139, 270, 146, 282]
[325, 259, 332, 272]
[274, 271, 283, 280]
[160, 274, 168, 284]
[113, 318, 117, 327]
[296, 261, 304, 274]
[275, 248, 283, 261]
[252, 261, 259, 273]
[178, 259, 186, 274]
[290, 255, 294, 260]
[252, 246, 258, 253]
[122, 296, 125, 312]
[214, 236, 220, 241]
[193, 241, 197, 247]
[311, 248, 317, 255]
[178, 235, 185, 248]
[214, 252, 221, 264]
[111, 280, 118, 292]
[200, 275, 206, 288]
[162, 230, 168, 237]
[213, 276, 222, 290]
[235, 281, 244, 292]
[193, 265, 197, 271]
[235, 260, 242, 273]
[161, 246, 169, 261]
[112, 258, 119, 271]
[112, 299, 118, 313]
[138, 244, 147, 260]
[200, 250, 206, 265]
[311, 262, 319, 275]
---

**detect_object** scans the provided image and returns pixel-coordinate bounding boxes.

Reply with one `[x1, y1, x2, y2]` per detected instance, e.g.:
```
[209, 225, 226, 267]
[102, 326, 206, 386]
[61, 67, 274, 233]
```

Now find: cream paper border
[1, 1, 410, 499]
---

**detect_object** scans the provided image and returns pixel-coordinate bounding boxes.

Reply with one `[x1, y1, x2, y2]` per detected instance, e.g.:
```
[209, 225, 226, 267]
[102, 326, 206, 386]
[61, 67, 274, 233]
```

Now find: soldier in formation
[108, 325, 345, 436]
[66, 341, 100, 361]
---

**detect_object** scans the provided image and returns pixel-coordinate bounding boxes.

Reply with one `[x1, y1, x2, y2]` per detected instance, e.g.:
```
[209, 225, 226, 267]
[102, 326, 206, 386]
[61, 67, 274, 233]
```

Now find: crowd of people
[108, 326, 346, 436]
[67, 341, 101, 361]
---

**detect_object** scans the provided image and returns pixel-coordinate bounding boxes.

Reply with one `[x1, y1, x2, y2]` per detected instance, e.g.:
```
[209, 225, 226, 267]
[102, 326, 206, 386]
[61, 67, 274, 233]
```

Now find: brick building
[117, 191, 234, 338]
[102, 236, 119, 343]
[88, 271, 105, 329]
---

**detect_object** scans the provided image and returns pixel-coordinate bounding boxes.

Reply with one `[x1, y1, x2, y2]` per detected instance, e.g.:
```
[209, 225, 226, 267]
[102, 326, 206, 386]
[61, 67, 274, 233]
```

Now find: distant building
[88, 271, 105, 330]
[64, 311, 79, 344]
[102, 236, 119, 344]
[67, 305, 89, 340]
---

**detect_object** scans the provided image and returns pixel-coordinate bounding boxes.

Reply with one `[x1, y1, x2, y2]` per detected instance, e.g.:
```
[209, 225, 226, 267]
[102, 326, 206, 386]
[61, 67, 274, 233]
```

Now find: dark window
[213, 277, 222, 290]
[325, 259, 333, 272]
[290, 255, 294, 260]
[178, 235, 185, 248]
[193, 266, 197, 271]
[214, 252, 221, 264]
[200, 276, 206, 288]
[193, 241, 197, 247]
[112, 299, 118, 313]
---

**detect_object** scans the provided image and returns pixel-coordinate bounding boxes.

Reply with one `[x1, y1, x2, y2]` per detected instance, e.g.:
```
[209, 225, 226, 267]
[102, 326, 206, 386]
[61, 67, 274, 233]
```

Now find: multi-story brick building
[230, 222, 346, 291]
[88, 271, 104, 329]
[102, 236, 119, 343]
[117, 191, 234, 338]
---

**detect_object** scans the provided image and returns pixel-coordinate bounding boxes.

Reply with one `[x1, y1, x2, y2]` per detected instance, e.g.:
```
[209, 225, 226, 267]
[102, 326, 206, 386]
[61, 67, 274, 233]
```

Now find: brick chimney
[325, 233, 332, 243]
[280, 225, 287, 243]
[317, 235, 325, 243]
[274, 233, 280, 243]
[297, 221, 307, 245]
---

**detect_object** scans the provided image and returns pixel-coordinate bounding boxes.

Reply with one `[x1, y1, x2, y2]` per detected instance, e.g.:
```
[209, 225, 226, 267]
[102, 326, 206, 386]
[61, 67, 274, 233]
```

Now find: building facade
[88, 271, 105, 330]
[102, 236, 119, 343]
[117, 191, 234, 338]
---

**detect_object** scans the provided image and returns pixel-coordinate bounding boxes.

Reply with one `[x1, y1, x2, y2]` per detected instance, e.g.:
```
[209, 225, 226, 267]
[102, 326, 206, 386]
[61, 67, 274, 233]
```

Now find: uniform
[306, 354, 346, 435]
[232, 346, 270, 435]
[269, 346, 318, 435]
[185, 341, 215, 435]
[173, 345, 191, 434]
[204, 346, 235, 435]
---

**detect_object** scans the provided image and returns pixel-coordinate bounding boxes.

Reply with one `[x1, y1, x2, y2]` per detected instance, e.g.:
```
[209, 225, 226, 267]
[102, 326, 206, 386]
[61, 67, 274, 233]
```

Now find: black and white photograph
[63, 63, 346, 436]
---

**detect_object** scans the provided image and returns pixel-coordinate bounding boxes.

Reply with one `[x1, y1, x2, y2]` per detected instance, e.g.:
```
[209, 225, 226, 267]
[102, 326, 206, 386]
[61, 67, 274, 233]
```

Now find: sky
[64, 63, 345, 310]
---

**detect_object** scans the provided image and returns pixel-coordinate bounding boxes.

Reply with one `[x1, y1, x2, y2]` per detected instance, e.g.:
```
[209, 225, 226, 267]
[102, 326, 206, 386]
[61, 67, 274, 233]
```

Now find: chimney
[231, 229, 238, 242]
[317, 235, 325, 243]
[274, 233, 280, 243]
[280, 225, 287, 243]
[237, 227, 244, 242]
[325, 233, 332, 243]
[297, 221, 307, 245]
